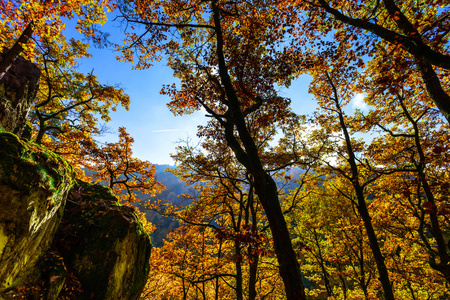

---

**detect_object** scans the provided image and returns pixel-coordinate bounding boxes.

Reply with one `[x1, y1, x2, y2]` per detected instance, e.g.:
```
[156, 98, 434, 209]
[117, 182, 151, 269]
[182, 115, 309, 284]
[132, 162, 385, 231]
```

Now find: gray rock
[0, 53, 40, 137]
[0, 132, 75, 293]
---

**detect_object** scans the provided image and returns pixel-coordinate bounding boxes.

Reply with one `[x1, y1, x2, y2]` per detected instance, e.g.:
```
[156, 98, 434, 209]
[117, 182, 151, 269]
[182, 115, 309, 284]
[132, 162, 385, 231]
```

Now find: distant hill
[150, 164, 193, 205]
[144, 165, 308, 246]
[85, 165, 307, 247]
[138, 164, 193, 247]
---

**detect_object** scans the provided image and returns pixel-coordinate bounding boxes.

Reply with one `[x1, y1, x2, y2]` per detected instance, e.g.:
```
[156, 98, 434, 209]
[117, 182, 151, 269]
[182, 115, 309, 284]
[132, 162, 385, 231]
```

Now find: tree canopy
[1, 0, 450, 299]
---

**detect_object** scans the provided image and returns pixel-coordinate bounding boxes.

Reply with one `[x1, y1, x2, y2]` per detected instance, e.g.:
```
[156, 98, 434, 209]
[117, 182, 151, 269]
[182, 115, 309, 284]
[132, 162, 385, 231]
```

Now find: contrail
[152, 129, 181, 133]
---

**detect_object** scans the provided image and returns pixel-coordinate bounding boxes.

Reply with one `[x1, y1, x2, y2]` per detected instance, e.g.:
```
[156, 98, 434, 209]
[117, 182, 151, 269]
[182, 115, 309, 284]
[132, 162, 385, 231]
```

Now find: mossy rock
[8, 250, 68, 300]
[53, 181, 152, 300]
[0, 132, 75, 293]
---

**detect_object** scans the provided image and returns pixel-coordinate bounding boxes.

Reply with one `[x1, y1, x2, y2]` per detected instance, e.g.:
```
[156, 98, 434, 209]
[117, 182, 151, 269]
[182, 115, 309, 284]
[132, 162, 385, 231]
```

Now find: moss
[0, 132, 26, 158]
[0, 131, 75, 293]
[0, 132, 75, 193]
[21, 123, 32, 141]
[74, 180, 120, 204]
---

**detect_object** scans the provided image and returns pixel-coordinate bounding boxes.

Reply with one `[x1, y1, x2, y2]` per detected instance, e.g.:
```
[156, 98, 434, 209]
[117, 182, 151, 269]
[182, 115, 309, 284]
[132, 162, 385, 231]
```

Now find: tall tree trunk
[235, 241, 243, 300]
[339, 273, 347, 299]
[211, 1, 306, 299]
[327, 72, 395, 300]
[248, 253, 259, 300]
[355, 187, 393, 300]
[247, 187, 259, 300]
[215, 241, 222, 300]
[313, 228, 333, 297]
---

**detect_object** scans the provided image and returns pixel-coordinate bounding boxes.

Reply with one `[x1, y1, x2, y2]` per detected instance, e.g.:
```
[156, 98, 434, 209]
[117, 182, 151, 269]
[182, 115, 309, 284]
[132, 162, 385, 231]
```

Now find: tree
[172, 140, 274, 300]
[32, 39, 129, 144]
[303, 51, 395, 298]
[284, 171, 448, 299]
[142, 225, 238, 300]
[116, 0, 307, 298]
[145, 138, 278, 300]
[0, 0, 112, 78]
[360, 82, 450, 285]
[296, 31, 450, 298]
[29, 37, 130, 168]
[85, 127, 164, 203]
[285, 178, 379, 299]
[295, 0, 450, 123]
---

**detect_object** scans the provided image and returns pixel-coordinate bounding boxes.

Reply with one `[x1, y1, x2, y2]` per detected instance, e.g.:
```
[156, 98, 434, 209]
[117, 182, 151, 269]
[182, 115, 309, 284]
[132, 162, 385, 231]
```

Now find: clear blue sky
[64, 18, 361, 165]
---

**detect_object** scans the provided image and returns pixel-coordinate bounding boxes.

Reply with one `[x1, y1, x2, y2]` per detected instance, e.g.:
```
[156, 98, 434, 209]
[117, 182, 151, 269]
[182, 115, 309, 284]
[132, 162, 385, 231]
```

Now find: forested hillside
[142, 165, 303, 247]
[139, 164, 191, 247]
[1, 0, 450, 299]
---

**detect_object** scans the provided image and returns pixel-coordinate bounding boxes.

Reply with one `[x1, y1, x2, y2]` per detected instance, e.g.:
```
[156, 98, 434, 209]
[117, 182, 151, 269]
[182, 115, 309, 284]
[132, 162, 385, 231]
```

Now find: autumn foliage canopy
[1, 0, 450, 299]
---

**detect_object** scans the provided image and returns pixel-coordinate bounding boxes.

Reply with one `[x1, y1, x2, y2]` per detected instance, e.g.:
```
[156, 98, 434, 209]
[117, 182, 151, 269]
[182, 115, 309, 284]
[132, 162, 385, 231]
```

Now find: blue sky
[64, 18, 366, 165]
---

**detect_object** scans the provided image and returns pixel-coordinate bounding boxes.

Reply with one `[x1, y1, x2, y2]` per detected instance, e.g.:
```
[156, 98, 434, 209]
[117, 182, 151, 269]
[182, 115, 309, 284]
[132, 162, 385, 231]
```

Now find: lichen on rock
[0, 132, 75, 293]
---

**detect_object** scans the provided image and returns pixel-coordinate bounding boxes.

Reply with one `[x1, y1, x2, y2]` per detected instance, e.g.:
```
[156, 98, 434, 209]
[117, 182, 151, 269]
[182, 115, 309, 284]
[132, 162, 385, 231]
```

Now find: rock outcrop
[0, 131, 75, 293]
[52, 180, 152, 300]
[0, 52, 40, 137]
[0, 133, 152, 300]
[0, 51, 152, 300]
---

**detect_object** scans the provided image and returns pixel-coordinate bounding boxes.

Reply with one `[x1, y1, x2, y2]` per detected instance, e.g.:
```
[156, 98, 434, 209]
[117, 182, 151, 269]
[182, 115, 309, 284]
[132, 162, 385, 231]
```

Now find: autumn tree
[116, 0, 308, 298]
[33, 61, 131, 185]
[142, 225, 239, 300]
[172, 140, 277, 300]
[83, 127, 164, 203]
[144, 137, 280, 299]
[284, 170, 449, 299]
[32, 40, 128, 141]
[0, 0, 113, 77]
[292, 0, 450, 123]
[359, 79, 450, 286]
[285, 177, 379, 298]
[300, 50, 397, 299]
[292, 25, 450, 295]
[28, 38, 130, 173]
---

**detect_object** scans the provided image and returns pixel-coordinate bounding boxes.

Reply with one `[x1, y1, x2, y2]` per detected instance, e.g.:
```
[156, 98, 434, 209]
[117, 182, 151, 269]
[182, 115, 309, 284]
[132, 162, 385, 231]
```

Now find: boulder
[0, 52, 151, 300]
[0, 131, 75, 293]
[0, 52, 40, 137]
[53, 180, 152, 300]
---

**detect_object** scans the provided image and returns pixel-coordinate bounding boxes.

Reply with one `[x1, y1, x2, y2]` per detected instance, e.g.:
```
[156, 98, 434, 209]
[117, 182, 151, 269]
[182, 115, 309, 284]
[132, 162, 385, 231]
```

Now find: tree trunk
[211, 1, 306, 299]
[328, 71, 395, 300]
[313, 228, 333, 297]
[235, 241, 243, 300]
[247, 183, 259, 300]
[355, 187, 394, 300]
[253, 174, 306, 300]
[248, 253, 259, 300]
